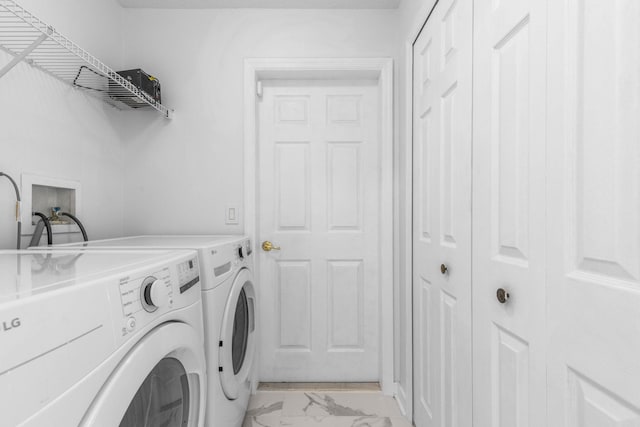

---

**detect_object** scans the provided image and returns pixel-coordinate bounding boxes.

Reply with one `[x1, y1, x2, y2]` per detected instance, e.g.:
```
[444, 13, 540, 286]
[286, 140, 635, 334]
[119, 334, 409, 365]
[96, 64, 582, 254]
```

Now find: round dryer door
[219, 268, 256, 400]
[81, 322, 206, 427]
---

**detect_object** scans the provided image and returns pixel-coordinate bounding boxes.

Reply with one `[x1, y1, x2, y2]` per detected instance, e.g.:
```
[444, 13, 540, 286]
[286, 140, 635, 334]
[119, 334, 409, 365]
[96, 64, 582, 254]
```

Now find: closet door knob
[496, 288, 510, 304]
[440, 264, 448, 275]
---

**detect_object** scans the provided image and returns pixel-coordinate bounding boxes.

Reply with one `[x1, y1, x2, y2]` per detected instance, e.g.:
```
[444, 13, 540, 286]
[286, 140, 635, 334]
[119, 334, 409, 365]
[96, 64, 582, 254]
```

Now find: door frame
[243, 57, 394, 394]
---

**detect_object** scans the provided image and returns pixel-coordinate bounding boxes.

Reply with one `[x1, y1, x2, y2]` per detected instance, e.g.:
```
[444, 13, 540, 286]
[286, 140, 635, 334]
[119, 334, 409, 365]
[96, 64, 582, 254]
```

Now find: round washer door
[81, 322, 206, 427]
[219, 268, 256, 400]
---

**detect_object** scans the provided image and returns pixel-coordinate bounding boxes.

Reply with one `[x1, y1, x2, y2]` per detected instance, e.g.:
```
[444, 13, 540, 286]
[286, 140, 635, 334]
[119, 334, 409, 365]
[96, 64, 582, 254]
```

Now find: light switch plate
[225, 205, 239, 225]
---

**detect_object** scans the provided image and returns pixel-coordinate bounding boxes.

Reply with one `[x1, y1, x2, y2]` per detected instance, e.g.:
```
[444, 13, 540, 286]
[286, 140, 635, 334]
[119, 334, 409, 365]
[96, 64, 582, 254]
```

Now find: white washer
[50, 236, 257, 427]
[0, 249, 206, 427]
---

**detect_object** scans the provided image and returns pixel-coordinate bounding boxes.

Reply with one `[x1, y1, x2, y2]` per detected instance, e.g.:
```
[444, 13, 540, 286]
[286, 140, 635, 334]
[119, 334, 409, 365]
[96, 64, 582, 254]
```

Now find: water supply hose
[30, 211, 52, 246]
[29, 220, 45, 247]
[0, 172, 22, 249]
[60, 212, 88, 242]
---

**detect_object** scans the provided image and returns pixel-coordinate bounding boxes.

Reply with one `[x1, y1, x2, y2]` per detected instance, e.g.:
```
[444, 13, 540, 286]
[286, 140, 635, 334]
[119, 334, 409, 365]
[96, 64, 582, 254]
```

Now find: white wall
[0, 0, 126, 249]
[394, 0, 437, 416]
[119, 8, 400, 235]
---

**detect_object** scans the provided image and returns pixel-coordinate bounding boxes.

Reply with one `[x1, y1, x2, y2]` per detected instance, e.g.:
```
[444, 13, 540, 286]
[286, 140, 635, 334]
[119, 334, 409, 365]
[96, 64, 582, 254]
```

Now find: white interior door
[547, 1, 640, 425]
[412, 0, 473, 424]
[257, 79, 381, 382]
[472, 0, 548, 426]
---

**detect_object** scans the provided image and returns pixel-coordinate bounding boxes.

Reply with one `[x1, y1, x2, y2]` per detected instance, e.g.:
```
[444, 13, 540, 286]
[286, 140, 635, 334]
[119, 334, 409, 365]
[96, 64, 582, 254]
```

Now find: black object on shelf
[109, 68, 161, 108]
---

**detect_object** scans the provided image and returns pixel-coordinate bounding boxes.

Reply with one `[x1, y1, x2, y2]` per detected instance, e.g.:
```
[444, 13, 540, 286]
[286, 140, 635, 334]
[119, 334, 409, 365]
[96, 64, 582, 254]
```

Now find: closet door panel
[413, 0, 473, 425]
[547, 1, 640, 425]
[472, 0, 548, 426]
[491, 15, 531, 266]
[413, 20, 441, 427]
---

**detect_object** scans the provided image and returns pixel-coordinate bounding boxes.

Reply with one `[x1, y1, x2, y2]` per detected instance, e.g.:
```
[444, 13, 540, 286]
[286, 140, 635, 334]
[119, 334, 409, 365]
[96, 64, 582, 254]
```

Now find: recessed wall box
[21, 174, 81, 235]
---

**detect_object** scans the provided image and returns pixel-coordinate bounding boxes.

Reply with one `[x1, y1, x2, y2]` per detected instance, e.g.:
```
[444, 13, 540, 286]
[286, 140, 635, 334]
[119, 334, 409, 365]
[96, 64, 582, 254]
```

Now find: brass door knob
[496, 288, 510, 304]
[262, 241, 281, 252]
[440, 264, 448, 275]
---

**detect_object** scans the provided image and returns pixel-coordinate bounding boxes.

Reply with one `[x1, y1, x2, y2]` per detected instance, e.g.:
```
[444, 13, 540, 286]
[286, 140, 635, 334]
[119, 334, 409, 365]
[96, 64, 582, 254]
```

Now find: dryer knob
[141, 277, 169, 312]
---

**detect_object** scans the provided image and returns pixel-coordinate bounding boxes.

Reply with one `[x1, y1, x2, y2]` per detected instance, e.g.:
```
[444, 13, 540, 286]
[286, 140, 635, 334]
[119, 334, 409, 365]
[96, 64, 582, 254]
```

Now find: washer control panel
[177, 257, 200, 294]
[117, 255, 199, 338]
[119, 267, 172, 319]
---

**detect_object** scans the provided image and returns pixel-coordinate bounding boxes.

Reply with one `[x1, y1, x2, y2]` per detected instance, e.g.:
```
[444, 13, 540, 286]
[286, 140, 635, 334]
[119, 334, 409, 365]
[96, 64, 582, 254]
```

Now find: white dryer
[0, 249, 206, 427]
[50, 235, 257, 427]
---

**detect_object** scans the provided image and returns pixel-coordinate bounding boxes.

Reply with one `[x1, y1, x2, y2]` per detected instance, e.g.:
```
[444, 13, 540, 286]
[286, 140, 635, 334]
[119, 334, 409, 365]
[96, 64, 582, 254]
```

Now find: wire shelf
[0, 0, 173, 118]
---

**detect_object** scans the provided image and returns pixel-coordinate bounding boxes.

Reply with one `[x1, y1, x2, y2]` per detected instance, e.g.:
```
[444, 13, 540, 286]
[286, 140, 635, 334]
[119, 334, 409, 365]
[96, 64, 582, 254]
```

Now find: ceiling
[117, 0, 400, 9]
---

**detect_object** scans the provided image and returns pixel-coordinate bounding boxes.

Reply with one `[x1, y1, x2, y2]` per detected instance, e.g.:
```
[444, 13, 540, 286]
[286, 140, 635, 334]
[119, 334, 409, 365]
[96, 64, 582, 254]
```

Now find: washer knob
[141, 276, 169, 312]
[126, 317, 137, 331]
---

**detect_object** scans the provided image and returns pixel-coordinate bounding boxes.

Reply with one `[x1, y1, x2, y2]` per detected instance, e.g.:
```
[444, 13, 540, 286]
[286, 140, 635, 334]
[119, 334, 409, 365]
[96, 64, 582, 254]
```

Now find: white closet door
[412, 0, 473, 425]
[472, 0, 548, 426]
[546, 1, 640, 425]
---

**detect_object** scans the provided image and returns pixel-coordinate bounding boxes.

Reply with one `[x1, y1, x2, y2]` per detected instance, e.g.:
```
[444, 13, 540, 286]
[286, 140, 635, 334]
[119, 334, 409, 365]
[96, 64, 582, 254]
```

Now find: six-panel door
[257, 80, 382, 382]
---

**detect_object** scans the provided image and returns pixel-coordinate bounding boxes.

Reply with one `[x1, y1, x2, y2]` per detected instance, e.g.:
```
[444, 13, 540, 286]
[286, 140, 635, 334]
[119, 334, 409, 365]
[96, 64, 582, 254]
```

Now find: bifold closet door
[472, 0, 548, 426]
[412, 0, 473, 425]
[546, 1, 640, 425]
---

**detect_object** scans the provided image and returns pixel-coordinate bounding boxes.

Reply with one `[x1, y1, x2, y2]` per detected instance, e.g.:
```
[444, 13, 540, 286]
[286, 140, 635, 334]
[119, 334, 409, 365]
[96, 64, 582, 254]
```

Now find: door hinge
[256, 81, 263, 98]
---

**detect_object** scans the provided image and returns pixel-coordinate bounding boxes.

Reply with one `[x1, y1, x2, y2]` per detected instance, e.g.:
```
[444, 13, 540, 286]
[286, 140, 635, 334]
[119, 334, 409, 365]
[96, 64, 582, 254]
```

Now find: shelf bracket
[0, 32, 48, 79]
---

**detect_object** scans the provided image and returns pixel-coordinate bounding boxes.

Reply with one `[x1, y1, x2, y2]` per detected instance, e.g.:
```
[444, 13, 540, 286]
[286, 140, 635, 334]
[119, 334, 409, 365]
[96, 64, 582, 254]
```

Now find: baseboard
[258, 382, 381, 392]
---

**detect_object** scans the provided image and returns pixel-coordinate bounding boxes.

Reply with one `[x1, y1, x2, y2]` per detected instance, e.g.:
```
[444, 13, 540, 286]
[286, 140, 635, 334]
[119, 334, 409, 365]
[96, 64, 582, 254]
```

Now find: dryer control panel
[202, 237, 251, 291]
[237, 239, 252, 260]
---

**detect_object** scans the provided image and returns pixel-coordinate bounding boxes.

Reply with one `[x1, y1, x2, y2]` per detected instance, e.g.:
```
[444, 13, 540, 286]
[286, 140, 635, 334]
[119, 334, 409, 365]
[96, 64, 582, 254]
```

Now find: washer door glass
[120, 357, 190, 427]
[220, 268, 256, 400]
[232, 288, 249, 375]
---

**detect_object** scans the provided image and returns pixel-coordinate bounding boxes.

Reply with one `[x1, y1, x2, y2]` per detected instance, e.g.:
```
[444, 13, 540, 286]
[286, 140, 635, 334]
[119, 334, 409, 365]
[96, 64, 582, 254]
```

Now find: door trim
[243, 57, 394, 395]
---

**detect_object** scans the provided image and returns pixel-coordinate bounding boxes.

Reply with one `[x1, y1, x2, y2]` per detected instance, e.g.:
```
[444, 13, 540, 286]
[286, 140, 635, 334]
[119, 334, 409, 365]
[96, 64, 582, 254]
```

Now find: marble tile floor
[243, 390, 413, 427]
